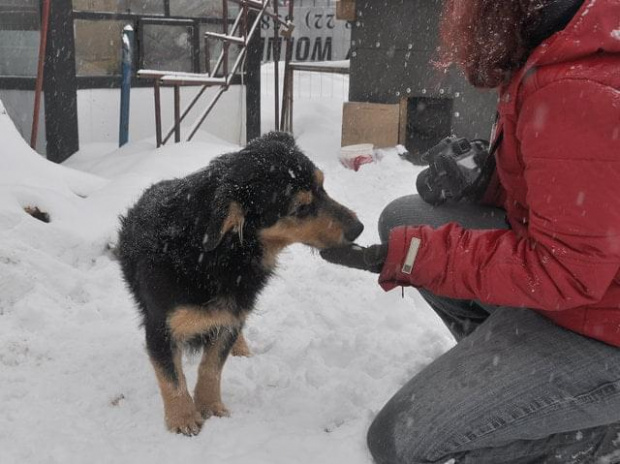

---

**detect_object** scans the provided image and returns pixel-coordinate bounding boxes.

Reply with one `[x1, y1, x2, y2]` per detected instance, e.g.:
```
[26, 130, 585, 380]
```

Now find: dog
[117, 132, 363, 435]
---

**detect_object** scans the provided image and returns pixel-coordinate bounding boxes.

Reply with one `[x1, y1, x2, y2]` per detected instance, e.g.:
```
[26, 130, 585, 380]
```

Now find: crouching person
[321, 0, 620, 462]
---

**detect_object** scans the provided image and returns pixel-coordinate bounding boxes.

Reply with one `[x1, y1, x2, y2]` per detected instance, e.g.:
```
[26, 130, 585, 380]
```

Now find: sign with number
[261, 3, 351, 62]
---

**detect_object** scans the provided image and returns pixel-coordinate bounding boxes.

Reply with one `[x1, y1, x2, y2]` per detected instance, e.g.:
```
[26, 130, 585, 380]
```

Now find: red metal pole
[31, 0, 52, 150]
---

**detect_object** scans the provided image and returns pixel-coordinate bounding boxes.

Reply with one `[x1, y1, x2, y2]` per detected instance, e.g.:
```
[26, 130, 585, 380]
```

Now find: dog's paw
[231, 334, 252, 357]
[165, 406, 204, 436]
[198, 401, 230, 419]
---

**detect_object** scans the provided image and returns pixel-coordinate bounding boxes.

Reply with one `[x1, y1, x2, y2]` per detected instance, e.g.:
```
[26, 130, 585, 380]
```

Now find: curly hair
[439, 0, 548, 88]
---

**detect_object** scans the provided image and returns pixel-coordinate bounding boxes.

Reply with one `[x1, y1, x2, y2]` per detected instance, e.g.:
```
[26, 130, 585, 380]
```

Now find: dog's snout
[345, 220, 364, 242]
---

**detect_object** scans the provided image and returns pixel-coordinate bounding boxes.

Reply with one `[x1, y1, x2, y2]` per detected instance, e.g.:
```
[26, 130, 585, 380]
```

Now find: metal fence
[261, 0, 350, 100]
[261, 66, 348, 100]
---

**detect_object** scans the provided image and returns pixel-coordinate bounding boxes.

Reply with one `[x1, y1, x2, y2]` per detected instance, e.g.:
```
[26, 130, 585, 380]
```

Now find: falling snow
[0, 69, 452, 464]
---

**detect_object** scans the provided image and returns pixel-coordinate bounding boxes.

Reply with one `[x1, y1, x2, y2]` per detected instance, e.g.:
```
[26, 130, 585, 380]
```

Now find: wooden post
[174, 85, 181, 143]
[280, 0, 295, 132]
[222, 0, 229, 76]
[282, 66, 294, 132]
[44, 0, 79, 163]
[273, 0, 280, 131]
[245, 9, 261, 142]
[154, 79, 162, 147]
[31, 0, 51, 150]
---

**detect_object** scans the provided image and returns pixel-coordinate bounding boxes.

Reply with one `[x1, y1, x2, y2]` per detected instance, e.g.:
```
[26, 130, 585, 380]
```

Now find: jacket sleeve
[379, 80, 620, 311]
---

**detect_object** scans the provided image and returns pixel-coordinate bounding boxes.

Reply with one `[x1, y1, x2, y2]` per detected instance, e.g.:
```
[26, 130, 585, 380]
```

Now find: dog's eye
[292, 203, 313, 218]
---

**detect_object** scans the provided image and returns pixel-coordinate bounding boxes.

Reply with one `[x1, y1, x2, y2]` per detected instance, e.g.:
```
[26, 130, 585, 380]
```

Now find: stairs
[138, 0, 293, 146]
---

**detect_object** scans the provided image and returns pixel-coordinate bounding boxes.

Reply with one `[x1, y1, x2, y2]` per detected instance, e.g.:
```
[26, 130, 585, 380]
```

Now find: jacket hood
[528, 0, 620, 67]
[526, 0, 585, 50]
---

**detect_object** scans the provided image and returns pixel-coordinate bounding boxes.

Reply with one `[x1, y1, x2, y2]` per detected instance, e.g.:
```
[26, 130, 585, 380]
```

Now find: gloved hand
[320, 244, 388, 273]
[415, 137, 490, 205]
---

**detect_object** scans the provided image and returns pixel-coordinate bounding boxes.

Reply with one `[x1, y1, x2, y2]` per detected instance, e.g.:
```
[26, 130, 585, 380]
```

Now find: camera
[413, 136, 490, 205]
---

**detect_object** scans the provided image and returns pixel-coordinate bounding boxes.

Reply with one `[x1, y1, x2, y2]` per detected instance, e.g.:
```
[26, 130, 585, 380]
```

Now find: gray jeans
[369, 195, 620, 464]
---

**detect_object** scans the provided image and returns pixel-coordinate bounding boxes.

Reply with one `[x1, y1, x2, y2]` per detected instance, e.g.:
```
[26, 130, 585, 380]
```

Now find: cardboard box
[336, 0, 356, 22]
[342, 102, 401, 148]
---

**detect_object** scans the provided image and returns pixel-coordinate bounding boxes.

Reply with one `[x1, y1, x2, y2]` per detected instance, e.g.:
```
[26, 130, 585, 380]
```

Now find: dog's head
[202, 132, 363, 260]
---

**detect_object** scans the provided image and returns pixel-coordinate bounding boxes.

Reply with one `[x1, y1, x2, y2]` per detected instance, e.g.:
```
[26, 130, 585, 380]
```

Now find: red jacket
[380, 0, 620, 346]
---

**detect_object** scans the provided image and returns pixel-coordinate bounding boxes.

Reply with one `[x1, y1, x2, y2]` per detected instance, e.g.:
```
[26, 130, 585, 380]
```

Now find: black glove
[414, 137, 490, 206]
[320, 244, 388, 274]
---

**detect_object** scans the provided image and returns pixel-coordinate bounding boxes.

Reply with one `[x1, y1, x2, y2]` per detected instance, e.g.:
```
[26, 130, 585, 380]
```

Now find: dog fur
[117, 132, 363, 435]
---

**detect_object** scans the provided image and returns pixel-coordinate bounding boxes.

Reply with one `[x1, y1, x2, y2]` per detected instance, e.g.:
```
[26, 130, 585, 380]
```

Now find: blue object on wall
[119, 25, 134, 147]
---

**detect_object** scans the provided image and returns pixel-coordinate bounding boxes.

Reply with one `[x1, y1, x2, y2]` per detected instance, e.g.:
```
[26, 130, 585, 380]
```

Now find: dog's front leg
[149, 341, 203, 436]
[194, 326, 240, 418]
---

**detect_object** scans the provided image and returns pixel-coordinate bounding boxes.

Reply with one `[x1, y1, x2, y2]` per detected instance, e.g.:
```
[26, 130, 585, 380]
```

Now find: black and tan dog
[117, 132, 363, 435]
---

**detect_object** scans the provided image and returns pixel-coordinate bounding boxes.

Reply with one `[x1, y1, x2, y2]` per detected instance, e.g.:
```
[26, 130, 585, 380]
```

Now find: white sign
[260, 4, 351, 62]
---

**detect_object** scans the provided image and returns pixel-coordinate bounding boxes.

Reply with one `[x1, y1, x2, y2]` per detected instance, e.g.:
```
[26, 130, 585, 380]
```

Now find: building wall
[349, 0, 497, 152]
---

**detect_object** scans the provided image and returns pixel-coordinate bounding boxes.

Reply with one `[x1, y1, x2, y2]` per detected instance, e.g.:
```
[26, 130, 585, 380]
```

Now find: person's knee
[368, 408, 452, 464]
[378, 195, 423, 243]
[367, 400, 443, 464]
[367, 407, 400, 464]
[368, 387, 466, 464]
[378, 198, 401, 244]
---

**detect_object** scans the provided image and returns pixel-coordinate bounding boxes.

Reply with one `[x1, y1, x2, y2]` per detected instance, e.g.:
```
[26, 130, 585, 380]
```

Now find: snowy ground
[0, 70, 453, 464]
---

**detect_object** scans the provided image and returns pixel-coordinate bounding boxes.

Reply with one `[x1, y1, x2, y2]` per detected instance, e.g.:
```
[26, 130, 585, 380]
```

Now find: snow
[581, 0, 598, 17]
[0, 69, 453, 463]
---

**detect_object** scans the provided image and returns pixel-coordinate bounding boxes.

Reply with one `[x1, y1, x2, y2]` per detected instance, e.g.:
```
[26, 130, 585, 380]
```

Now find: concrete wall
[0, 90, 46, 155]
[1, 85, 246, 159]
[77, 86, 246, 146]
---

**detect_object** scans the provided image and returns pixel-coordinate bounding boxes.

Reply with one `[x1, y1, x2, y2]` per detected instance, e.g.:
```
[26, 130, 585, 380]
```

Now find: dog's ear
[203, 201, 245, 252]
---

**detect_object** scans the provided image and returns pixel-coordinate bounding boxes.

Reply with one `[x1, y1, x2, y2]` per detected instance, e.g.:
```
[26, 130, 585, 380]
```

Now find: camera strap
[466, 128, 504, 202]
